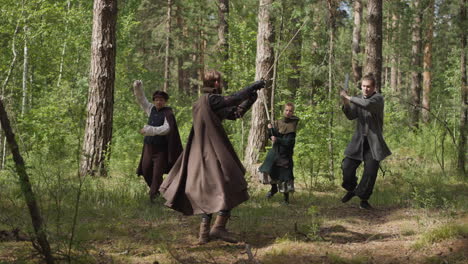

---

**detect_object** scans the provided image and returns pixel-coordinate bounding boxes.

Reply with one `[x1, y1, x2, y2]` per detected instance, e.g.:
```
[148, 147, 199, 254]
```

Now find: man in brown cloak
[160, 70, 264, 244]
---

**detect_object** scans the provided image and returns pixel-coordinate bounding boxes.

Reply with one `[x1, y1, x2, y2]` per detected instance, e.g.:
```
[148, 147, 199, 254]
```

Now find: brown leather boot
[198, 218, 211, 245]
[209, 215, 238, 243]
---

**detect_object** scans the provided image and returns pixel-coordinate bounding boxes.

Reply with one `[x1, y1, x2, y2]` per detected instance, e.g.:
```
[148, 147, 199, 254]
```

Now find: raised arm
[340, 89, 358, 120]
[133, 80, 153, 115]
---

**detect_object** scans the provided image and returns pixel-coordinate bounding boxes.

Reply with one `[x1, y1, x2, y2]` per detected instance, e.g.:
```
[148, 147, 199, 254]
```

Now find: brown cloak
[136, 107, 183, 175]
[160, 95, 249, 215]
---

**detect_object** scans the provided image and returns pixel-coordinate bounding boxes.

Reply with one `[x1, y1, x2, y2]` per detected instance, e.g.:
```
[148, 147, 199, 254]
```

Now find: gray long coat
[342, 93, 391, 161]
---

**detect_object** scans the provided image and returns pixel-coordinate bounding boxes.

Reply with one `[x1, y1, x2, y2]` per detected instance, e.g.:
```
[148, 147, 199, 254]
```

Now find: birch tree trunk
[352, 0, 363, 87]
[21, 25, 29, 117]
[57, 0, 71, 88]
[80, 0, 118, 177]
[458, 0, 467, 174]
[422, 0, 434, 123]
[244, 0, 274, 177]
[163, 0, 172, 92]
[1, 18, 20, 170]
[363, 0, 383, 92]
[0, 98, 54, 264]
[410, 0, 423, 128]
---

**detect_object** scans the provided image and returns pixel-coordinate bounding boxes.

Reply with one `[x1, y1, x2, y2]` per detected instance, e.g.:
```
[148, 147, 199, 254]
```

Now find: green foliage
[0, 0, 467, 262]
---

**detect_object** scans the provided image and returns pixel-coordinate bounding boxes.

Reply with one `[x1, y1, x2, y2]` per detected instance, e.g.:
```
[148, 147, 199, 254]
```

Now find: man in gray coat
[339, 73, 391, 209]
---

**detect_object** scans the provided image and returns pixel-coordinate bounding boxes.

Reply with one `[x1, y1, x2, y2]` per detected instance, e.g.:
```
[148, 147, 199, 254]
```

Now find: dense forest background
[0, 0, 466, 263]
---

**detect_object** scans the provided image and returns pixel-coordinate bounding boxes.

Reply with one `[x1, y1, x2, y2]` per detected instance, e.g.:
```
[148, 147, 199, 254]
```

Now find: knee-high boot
[198, 217, 211, 244]
[209, 215, 237, 243]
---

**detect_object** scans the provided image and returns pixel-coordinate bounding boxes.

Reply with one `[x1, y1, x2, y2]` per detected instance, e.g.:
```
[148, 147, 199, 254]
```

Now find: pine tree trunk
[410, 0, 423, 128]
[363, 0, 383, 92]
[422, 0, 434, 123]
[0, 98, 54, 264]
[80, 0, 118, 177]
[218, 0, 229, 60]
[218, 0, 229, 89]
[390, 7, 399, 93]
[458, 0, 467, 174]
[198, 25, 205, 95]
[397, 61, 402, 93]
[175, 4, 190, 94]
[352, 0, 363, 87]
[1, 137, 6, 170]
[244, 0, 274, 177]
[287, 1, 302, 97]
[327, 0, 337, 179]
[163, 0, 172, 92]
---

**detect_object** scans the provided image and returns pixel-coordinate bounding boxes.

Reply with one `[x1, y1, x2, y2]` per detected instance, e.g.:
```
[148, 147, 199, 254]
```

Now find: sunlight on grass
[413, 223, 468, 250]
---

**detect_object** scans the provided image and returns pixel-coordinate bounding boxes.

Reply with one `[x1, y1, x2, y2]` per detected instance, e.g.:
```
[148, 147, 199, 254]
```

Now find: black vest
[144, 106, 168, 148]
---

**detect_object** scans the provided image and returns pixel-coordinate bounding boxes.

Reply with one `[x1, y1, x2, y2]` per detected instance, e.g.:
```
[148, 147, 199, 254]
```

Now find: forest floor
[1, 176, 467, 264]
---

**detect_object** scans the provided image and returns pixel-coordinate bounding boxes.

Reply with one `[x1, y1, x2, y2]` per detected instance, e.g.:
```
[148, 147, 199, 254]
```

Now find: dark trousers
[141, 144, 168, 196]
[341, 140, 380, 201]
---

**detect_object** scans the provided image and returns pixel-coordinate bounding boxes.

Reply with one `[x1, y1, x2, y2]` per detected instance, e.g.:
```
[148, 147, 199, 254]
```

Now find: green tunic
[259, 116, 299, 192]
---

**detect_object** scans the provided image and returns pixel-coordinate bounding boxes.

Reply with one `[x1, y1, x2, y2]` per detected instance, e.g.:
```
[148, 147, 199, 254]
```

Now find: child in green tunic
[259, 103, 299, 204]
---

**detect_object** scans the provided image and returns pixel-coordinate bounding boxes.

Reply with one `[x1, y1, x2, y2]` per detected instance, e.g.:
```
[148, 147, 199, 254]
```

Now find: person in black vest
[339, 74, 391, 209]
[133, 80, 183, 203]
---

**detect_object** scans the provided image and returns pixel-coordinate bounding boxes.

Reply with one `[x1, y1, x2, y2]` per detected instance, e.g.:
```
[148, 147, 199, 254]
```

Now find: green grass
[327, 253, 370, 264]
[1, 158, 467, 263]
[413, 223, 468, 250]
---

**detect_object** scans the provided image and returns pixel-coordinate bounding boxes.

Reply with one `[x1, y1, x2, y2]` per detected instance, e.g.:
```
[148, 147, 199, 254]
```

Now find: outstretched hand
[340, 89, 351, 103]
[254, 80, 266, 90]
[133, 80, 142, 89]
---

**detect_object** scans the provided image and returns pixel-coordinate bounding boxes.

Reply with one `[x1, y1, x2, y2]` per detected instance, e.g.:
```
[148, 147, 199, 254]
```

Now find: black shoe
[359, 200, 373, 210]
[283, 193, 289, 204]
[341, 192, 355, 203]
[149, 191, 159, 203]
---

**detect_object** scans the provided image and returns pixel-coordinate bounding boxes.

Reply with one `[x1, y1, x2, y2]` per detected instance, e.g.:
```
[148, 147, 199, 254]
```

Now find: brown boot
[209, 215, 238, 243]
[198, 218, 211, 245]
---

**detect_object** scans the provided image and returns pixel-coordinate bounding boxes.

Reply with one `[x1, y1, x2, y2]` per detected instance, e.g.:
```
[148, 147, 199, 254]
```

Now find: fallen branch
[245, 243, 260, 264]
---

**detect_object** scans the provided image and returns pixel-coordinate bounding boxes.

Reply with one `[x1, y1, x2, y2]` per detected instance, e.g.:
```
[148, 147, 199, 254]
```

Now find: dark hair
[362, 73, 376, 87]
[203, 70, 222, 88]
[152, 90, 169, 101]
[285, 102, 295, 110]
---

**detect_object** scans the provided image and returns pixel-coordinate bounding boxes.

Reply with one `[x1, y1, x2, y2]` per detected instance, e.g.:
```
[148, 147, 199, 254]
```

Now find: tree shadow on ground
[319, 224, 394, 243]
